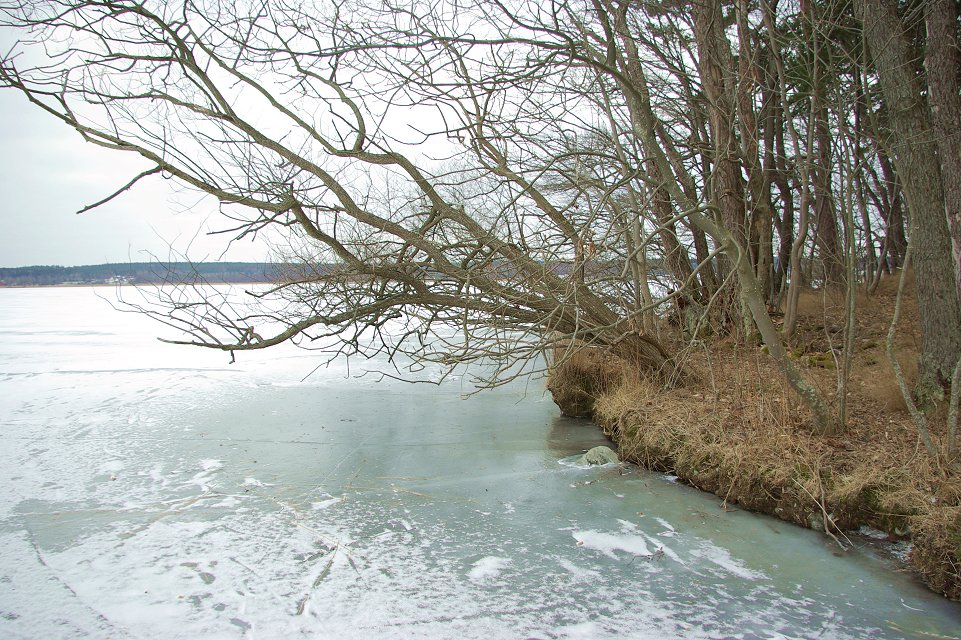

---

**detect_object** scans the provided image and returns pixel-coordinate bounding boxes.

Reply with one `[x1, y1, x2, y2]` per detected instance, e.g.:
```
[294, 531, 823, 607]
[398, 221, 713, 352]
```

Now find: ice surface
[1, 287, 960, 639]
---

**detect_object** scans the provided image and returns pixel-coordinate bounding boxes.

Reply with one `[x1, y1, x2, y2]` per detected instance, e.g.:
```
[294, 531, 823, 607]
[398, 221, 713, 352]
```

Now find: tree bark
[925, 0, 961, 302]
[813, 100, 844, 285]
[769, 56, 794, 303]
[647, 157, 696, 289]
[876, 151, 908, 269]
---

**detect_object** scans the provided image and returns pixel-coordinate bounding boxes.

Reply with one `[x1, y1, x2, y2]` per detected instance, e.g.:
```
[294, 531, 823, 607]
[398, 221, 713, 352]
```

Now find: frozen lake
[1, 286, 959, 639]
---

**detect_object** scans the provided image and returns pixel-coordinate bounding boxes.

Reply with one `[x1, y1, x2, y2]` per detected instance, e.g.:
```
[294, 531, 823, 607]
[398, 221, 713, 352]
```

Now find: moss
[806, 353, 836, 369]
[792, 463, 812, 481]
[860, 488, 918, 534]
[949, 520, 961, 557]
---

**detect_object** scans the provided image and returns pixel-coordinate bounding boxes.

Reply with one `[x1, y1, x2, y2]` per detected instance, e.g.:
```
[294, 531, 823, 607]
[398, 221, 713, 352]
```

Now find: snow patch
[890, 542, 913, 562]
[189, 459, 223, 491]
[97, 460, 124, 474]
[655, 517, 675, 533]
[558, 454, 592, 469]
[573, 530, 650, 559]
[690, 545, 766, 581]
[311, 497, 342, 510]
[555, 621, 606, 639]
[148, 465, 165, 485]
[199, 459, 222, 471]
[557, 558, 600, 581]
[858, 525, 888, 540]
[468, 556, 511, 583]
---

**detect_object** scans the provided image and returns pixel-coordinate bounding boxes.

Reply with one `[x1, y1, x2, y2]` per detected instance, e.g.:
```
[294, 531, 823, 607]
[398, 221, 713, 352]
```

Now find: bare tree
[0, 0, 679, 386]
[7, 0, 917, 436]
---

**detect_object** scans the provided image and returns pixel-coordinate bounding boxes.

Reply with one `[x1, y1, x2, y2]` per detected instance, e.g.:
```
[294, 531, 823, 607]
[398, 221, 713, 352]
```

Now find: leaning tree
[0, 0, 682, 385]
[2, 0, 855, 432]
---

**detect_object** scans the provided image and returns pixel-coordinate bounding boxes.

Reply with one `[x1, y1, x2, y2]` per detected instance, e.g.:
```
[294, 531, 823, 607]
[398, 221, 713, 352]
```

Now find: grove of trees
[2, 0, 959, 446]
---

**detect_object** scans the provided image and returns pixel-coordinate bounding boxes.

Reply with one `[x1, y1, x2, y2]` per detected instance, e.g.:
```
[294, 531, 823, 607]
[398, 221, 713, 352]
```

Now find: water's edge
[585, 408, 955, 602]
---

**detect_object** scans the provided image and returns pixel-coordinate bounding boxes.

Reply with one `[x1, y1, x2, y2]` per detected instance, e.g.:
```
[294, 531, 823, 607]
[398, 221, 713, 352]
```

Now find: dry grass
[913, 507, 961, 600]
[561, 272, 961, 600]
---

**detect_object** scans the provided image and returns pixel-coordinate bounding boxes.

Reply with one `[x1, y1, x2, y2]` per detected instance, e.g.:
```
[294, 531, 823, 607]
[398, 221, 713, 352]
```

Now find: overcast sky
[0, 90, 270, 267]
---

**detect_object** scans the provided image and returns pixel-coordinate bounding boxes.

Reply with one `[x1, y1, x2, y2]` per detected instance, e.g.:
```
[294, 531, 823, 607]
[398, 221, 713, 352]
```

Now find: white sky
[0, 90, 270, 267]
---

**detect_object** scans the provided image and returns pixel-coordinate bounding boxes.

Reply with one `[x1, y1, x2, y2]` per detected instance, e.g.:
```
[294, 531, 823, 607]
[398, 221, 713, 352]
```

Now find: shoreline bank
[548, 340, 961, 601]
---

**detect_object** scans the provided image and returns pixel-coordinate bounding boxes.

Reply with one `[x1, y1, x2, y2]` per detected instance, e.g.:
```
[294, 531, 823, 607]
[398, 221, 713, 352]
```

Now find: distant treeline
[0, 262, 303, 287]
[0, 260, 615, 287]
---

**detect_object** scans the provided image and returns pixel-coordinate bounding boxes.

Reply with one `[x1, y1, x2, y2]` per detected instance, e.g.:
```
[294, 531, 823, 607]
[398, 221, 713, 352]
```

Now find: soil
[547, 273, 961, 601]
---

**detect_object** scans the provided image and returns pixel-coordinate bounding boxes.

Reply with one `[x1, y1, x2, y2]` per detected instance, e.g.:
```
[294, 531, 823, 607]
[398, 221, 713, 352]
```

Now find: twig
[628, 548, 665, 564]
[885, 247, 939, 459]
[793, 476, 851, 551]
[76, 166, 163, 214]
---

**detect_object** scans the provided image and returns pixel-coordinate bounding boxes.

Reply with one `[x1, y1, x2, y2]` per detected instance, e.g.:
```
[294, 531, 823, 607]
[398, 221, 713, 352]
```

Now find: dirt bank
[547, 281, 961, 600]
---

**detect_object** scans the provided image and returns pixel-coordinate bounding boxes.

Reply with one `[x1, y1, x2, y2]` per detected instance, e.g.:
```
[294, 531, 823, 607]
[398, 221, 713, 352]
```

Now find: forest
[1, 0, 959, 598]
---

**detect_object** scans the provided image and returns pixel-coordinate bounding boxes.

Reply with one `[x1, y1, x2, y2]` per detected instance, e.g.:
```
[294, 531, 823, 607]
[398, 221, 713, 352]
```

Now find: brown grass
[913, 507, 961, 599]
[788, 273, 921, 413]
[559, 272, 961, 600]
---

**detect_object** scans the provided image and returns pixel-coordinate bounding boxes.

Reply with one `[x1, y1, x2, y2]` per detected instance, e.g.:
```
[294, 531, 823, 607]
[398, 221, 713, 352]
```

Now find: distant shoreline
[0, 281, 274, 289]
[0, 262, 320, 288]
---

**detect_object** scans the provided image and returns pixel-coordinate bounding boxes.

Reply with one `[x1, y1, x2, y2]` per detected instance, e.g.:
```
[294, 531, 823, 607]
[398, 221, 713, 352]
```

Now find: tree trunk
[857, 0, 961, 400]
[925, 0, 961, 302]
[693, 0, 749, 333]
[875, 152, 908, 269]
[607, 7, 839, 435]
[736, 0, 774, 302]
[771, 69, 794, 304]
[853, 80, 877, 287]
[693, 0, 748, 256]
[804, 0, 844, 286]
[813, 100, 844, 285]
[647, 158, 696, 288]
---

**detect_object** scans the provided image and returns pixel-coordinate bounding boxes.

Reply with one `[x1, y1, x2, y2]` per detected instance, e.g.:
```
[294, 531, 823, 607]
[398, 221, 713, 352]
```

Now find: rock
[578, 446, 619, 466]
[808, 513, 825, 532]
